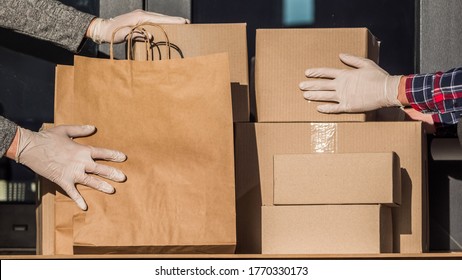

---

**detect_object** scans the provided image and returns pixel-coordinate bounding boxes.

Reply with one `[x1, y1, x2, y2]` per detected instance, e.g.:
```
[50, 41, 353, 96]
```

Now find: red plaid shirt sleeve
[405, 67, 462, 127]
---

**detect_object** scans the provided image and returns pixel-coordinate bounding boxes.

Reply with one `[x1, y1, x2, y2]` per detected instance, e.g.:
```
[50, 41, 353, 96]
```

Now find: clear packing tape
[311, 123, 337, 153]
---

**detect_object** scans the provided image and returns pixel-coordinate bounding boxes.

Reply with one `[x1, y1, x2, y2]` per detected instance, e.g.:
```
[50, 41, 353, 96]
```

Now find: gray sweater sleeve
[0, 0, 95, 52]
[0, 116, 17, 157]
[0, 0, 95, 156]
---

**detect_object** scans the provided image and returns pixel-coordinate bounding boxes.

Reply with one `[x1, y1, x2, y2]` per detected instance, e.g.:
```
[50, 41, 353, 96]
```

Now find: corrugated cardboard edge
[36, 123, 57, 255]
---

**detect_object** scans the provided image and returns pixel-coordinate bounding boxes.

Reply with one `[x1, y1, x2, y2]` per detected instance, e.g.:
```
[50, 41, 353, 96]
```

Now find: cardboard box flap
[273, 152, 401, 206]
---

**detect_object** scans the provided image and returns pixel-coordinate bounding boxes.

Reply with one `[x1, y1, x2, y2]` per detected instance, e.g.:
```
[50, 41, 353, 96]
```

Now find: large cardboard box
[255, 28, 379, 122]
[134, 23, 249, 122]
[273, 153, 401, 206]
[235, 122, 428, 253]
[262, 205, 393, 254]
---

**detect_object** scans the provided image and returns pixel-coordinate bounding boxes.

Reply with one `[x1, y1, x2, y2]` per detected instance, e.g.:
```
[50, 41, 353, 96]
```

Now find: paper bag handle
[126, 27, 153, 60]
[126, 24, 172, 61]
[110, 23, 171, 60]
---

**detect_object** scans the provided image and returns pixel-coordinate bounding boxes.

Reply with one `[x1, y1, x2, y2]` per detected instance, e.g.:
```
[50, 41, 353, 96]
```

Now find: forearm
[404, 68, 462, 126]
[405, 68, 462, 114]
[0, 0, 95, 52]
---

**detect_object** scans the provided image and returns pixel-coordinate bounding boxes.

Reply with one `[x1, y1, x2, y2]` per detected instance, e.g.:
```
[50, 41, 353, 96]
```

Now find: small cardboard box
[235, 122, 428, 253]
[262, 205, 393, 254]
[273, 153, 401, 206]
[255, 28, 379, 122]
[134, 23, 249, 122]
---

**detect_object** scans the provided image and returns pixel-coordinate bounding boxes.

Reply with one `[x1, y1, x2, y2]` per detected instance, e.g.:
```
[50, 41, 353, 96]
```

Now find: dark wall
[192, 0, 415, 75]
[312, 0, 415, 75]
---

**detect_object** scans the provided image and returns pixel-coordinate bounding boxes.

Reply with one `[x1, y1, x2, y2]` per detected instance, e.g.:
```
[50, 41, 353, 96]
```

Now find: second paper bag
[55, 53, 236, 254]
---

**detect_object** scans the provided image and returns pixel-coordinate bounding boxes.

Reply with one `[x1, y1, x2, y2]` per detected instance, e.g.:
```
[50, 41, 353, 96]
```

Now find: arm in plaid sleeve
[405, 68, 462, 126]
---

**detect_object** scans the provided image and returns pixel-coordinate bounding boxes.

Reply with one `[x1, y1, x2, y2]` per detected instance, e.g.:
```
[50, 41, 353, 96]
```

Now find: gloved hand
[299, 53, 403, 113]
[15, 125, 127, 211]
[87, 9, 190, 44]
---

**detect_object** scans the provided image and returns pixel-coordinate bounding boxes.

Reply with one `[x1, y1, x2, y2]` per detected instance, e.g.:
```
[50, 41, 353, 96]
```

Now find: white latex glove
[15, 125, 127, 211]
[299, 53, 403, 113]
[87, 9, 190, 44]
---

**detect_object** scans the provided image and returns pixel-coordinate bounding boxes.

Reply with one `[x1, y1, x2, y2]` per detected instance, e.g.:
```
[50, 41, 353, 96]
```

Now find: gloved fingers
[299, 80, 336, 91]
[62, 184, 88, 211]
[86, 162, 126, 182]
[303, 91, 339, 102]
[141, 15, 189, 24]
[98, 10, 189, 44]
[54, 125, 96, 138]
[305, 68, 343, 79]
[138, 12, 190, 24]
[76, 174, 115, 194]
[130, 29, 153, 42]
[142, 10, 189, 21]
[123, 9, 189, 24]
[339, 53, 373, 69]
[89, 146, 127, 162]
[113, 27, 135, 44]
[317, 103, 343, 114]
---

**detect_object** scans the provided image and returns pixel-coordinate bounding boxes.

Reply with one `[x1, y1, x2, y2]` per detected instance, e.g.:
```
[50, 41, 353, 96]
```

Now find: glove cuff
[15, 127, 33, 164]
[385, 75, 403, 107]
[88, 18, 105, 44]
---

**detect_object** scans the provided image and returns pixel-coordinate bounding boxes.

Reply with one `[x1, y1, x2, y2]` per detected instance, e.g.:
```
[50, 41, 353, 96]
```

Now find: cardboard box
[134, 23, 249, 122]
[273, 153, 401, 206]
[262, 205, 393, 254]
[255, 28, 379, 122]
[235, 122, 428, 253]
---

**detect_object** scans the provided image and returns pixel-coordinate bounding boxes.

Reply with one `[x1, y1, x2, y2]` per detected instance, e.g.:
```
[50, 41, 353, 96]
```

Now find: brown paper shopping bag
[53, 26, 236, 254]
[133, 24, 249, 122]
